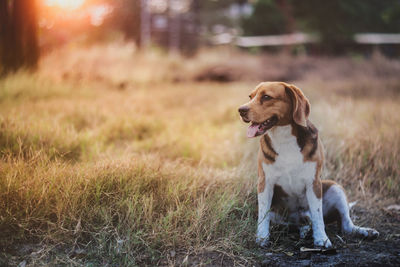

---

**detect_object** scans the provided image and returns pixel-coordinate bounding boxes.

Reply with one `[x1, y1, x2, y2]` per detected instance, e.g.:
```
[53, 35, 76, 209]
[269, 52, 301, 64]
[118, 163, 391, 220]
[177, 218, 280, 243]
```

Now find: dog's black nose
[238, 106, 249, 116]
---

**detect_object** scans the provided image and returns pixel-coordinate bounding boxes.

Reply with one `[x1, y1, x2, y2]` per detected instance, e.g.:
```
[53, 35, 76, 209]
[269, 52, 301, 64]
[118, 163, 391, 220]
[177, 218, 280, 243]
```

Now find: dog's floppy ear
[284, 83, 310, 127]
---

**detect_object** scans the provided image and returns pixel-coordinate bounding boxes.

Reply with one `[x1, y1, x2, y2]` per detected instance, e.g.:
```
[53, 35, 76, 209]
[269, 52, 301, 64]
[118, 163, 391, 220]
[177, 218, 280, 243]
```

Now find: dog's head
[238, 82, 310, 138]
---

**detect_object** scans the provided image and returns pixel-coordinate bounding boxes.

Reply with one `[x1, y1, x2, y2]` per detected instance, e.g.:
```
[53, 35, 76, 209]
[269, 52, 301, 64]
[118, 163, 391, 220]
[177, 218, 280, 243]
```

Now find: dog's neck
[267, 125, 294, 144]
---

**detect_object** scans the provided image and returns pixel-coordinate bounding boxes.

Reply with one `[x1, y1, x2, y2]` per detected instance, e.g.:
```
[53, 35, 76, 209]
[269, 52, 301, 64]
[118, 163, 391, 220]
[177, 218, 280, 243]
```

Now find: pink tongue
[247, 123, 261, 138]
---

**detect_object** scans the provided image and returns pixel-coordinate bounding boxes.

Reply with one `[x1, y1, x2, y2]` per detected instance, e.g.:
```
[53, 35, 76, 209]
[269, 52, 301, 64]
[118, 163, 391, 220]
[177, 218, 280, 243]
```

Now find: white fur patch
[262, 125, 316, 213]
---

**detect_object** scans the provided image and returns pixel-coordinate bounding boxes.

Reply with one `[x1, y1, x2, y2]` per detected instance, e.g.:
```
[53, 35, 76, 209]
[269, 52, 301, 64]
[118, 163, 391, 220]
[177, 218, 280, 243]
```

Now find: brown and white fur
[238, 82, 378, 248]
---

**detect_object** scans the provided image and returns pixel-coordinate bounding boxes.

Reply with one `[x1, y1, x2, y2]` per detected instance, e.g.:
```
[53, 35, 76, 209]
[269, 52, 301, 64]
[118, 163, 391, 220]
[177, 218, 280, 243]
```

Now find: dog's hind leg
[299, 225, 312, 239]
[270, 211, 288, 225]
[323, 184, 379, 239]
[298, 210, 312, 239]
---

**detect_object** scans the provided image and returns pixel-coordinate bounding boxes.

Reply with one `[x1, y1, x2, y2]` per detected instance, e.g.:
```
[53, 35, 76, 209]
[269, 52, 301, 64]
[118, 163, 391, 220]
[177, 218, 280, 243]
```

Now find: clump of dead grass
[0, 155, 257, 265]
[0, 116, 90, 161]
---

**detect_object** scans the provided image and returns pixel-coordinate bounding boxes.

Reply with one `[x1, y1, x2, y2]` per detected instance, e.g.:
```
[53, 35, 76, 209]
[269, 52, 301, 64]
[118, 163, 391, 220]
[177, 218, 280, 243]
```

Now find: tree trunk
[0, 0, 13, 74]
[23, 0, 40, 69]
[0, 0, 39, 75]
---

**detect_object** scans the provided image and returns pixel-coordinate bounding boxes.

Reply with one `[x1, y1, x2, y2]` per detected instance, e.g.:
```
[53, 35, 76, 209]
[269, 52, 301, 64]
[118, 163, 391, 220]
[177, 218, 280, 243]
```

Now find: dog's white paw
[351, 226, 379, 240]
[256, 236, 270, 248]
[314, 237, 332, 248]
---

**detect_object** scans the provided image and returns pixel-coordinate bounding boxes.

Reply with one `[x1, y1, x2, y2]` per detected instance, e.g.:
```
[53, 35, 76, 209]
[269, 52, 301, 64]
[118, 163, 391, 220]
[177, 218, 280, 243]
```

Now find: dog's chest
[262, 126, 316, 204]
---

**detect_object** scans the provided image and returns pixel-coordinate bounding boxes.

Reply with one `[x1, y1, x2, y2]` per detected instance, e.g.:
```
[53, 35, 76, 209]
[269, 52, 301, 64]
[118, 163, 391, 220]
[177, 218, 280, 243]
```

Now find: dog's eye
[261, 94, 272, 102]
[249, 95, 252, 99]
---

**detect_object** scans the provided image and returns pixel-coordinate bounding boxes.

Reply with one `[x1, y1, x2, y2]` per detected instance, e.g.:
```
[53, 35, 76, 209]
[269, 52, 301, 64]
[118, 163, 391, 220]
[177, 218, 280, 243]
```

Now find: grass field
[1, 43, 400, 266]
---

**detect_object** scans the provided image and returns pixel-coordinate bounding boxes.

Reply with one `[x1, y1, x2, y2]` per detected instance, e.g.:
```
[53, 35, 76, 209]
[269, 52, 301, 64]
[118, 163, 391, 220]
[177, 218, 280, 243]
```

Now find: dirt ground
[166, 236, 400, 266]
[160, 207, 400, 267]
[168, 240, 400, 267]
[259, 240, 400, 267]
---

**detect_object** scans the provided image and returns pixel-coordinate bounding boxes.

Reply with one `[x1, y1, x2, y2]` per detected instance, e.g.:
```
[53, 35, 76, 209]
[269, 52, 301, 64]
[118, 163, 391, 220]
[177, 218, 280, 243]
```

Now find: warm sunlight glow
[45, 0, 85, 10]
[89, 5, 113, 26]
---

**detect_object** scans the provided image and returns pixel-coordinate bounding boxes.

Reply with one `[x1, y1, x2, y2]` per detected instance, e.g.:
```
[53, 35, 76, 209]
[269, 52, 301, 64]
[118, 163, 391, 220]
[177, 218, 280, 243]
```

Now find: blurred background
[1, 1, 400, 266]
[1, 0, 400, 73]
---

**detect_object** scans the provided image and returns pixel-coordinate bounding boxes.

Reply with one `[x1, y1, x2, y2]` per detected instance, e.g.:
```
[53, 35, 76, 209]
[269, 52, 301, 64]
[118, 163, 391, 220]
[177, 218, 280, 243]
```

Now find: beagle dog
[238, 82, 379, 248]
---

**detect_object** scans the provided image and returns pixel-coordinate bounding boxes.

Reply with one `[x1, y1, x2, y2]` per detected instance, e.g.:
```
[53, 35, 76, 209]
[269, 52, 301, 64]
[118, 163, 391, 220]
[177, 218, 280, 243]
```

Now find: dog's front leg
[306, 184, 332, 248]
[256, 183, 273, 247]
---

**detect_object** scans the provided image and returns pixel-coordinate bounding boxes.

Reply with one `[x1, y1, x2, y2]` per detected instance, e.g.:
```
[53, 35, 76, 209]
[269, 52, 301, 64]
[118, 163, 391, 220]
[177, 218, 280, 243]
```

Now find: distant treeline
[241, 0, 400, 53]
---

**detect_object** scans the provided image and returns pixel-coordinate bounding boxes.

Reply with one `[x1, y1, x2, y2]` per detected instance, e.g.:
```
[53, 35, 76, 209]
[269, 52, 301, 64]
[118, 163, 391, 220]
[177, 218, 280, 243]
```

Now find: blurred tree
[100, 0, 142, 45]
[241, 0, 400, 53]
[126, 0, 142, 46]
[242, 0, 290, 35]
[198, 0, 247, 33]
[0, 0, 39, 75]
[293, 0, 400, 52]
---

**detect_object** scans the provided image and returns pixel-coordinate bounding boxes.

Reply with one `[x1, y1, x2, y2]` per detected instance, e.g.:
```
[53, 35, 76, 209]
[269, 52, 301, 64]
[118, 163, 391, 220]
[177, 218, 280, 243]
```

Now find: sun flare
[45, 0, 85, 10]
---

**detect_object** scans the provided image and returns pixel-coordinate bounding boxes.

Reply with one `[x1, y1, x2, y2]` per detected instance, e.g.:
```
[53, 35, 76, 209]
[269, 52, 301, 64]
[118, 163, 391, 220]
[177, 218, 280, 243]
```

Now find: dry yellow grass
[0, 44, 399, 265]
